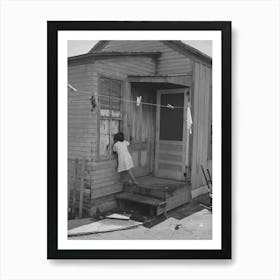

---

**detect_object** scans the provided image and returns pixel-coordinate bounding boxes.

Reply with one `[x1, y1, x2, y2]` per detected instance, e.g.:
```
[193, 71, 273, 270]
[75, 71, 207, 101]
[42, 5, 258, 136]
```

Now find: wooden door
[130, 140, 150, 177]
[129, 85, 156, 178]
[155, 89, 188, 181]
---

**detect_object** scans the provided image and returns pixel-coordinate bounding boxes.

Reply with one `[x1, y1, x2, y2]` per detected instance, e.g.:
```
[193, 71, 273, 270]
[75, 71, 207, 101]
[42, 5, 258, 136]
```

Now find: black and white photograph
[47, 21, 231, 259]
[67, 39, 214, 240]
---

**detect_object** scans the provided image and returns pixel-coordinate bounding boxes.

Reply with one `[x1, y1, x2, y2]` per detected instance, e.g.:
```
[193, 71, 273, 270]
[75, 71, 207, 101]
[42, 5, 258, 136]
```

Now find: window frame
[97, 74, 124, 160]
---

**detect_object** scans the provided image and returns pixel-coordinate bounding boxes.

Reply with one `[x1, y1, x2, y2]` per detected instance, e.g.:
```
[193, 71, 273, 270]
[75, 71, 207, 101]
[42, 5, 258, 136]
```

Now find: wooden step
[123, 183, 181, 199]
[116, 192, 167, 206]
[116, 192, 167, 216]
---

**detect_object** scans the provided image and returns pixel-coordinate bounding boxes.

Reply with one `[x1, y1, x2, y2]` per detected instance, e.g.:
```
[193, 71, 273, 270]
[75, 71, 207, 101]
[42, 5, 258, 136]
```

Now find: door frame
[154, 88, 190, 181]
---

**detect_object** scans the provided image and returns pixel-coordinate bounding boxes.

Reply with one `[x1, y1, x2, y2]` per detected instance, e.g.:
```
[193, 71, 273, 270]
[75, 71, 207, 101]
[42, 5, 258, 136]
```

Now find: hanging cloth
[187, 105, 193, 134]
[136, 96, 142, 106]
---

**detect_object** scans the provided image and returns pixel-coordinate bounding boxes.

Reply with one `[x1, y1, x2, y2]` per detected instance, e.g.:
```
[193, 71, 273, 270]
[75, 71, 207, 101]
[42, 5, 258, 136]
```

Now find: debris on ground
[106, 213, 131, 220]
[68, 193, 212, 239]
[68, 218, 142, 237]
[174, 224, 182, 230]
[199, 203, 212, 211]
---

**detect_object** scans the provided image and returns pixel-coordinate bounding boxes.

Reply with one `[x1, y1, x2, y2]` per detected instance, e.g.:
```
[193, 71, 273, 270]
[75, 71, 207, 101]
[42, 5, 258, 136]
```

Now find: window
[99, 76, 122, 157]
[160, 93, 184, 141]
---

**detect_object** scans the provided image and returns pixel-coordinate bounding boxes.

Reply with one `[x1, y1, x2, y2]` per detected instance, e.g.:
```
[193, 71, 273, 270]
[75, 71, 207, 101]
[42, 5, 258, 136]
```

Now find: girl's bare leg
[128, 169, 138, 185]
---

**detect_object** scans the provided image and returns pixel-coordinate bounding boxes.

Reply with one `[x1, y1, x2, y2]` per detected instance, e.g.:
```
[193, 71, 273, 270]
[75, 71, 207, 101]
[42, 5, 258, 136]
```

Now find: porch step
[116, 192, 167, 206]
[123, 183, 182, 199]
[116, 192, 167, 216]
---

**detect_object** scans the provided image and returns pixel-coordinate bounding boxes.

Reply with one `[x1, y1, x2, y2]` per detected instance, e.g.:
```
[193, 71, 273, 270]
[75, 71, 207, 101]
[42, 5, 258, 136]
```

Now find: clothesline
[68, 84, 193, 133]
[68, 88, 187, 109]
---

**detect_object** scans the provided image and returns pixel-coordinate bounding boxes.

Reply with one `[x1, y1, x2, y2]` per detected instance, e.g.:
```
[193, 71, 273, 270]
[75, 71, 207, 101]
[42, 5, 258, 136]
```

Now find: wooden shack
[68, 40, 212, 217]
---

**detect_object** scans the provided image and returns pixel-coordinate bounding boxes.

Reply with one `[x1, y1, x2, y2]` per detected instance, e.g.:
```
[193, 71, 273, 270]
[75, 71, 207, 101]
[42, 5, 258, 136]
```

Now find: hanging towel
[187, 106, 193, 134]
[136, 96, 142, 106]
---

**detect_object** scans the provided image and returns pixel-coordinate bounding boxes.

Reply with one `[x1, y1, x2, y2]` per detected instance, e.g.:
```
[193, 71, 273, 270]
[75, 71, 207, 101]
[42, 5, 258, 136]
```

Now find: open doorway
[130, 83, 190, 182]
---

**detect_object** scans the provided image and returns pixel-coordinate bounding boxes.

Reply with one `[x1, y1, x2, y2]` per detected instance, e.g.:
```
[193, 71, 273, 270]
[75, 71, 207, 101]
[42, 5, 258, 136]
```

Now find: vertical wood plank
[139, 103, 143, 141]
[207, 70, 213, 164]
[182, 89, 187, 180]
[68, 165, 71, 215]
[202, 67, 210, 170]
[71, 158, 78, 215]
[191, 63, 212, 190]
[79, 158, 86, 218]
[154, 91, 161, 176]
[191, 63, 200, 187]
[123, 79, 130, 139]
[198, 65, 206, 186]
[187, 86, 194, 183]
[138, 103, 143, 166]
[185, 91, 191, 181]
[198, 65, 205, 185]
[96, 73, 101, 160]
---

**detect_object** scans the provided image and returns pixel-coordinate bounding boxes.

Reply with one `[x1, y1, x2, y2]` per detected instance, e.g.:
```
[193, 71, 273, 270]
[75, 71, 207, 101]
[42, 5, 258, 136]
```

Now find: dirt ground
[68, 193, 212, 240]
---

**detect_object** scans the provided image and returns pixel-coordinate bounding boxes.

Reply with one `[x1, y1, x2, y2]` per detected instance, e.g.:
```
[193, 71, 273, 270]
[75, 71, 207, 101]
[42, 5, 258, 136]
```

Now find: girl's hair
[113, 132, 124, 143]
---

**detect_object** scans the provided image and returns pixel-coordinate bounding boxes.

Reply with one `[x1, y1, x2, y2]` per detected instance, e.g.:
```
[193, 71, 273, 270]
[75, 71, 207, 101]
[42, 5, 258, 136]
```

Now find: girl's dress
[113, 140, 134, 172]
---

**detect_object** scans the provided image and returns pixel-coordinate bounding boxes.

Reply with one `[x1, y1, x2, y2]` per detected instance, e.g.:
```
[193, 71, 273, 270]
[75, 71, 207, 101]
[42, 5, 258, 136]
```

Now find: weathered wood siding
[68, 63, 98, 160]
[68, 62, 101, 201]
[191, 63, 212, 189]
[100, 41, 193, 75]
[68, 55, 157, 201]
[93, 56, 156, 77]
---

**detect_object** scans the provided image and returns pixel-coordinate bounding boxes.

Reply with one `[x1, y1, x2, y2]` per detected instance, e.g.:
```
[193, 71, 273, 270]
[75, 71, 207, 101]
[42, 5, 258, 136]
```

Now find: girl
[113, 132, 138, 185]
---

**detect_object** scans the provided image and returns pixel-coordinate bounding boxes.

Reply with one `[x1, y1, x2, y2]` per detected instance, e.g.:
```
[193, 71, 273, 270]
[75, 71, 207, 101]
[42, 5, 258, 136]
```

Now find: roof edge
[88, 41, 109, 53]
[163, 41, 212, 64]
[88, 40, 212, 64]
[68, 51, 162, 62]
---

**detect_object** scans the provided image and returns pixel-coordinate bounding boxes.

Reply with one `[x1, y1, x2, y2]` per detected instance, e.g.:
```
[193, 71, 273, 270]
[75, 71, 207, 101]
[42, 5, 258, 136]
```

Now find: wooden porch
[116, 175, 191, 217]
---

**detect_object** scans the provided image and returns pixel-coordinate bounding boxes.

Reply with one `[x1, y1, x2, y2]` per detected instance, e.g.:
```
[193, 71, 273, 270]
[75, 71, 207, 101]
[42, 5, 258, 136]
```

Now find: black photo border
[47, 21, 231, 259]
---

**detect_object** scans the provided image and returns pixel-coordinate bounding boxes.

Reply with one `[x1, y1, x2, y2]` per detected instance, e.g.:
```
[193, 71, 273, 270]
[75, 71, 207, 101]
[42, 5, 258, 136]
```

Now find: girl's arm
[112, 143, 117, 152]
[112, 144, 117, 159]
[126, 136, 133, 146]
[127, 136, 133, 153]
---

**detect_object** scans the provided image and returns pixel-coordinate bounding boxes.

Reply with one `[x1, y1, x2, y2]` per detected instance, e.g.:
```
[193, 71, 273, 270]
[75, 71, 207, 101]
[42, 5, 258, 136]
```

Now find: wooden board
[116, 192, 166, 206]
[191, 63, 212, 189]
[68, 218, 142, 236]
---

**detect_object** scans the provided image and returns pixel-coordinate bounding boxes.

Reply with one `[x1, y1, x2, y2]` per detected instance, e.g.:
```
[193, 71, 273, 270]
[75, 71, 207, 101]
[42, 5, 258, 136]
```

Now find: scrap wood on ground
[67, 193, 212, 238]
[68, 218, 142, 237]
[68, 209, 212, 240]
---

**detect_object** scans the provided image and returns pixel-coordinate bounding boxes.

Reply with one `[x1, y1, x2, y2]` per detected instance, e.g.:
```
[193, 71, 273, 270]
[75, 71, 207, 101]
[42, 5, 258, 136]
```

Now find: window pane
[100, 77, 111, 95]
[111, 80, 121, 97]
[100, 96, 110, 109]
[110, 120, 120, 148]
[160, 93, 184, 141]
[100, 119, 110, 156]
[111, 99, 121, 111]
[100, 109, 110, 117]
[111, 80, 121, 112]
[100, 134, 110, 156]
[111, 110, 121, 118]
[100, 119, 109, 134]
[110, 120, 120, 135]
